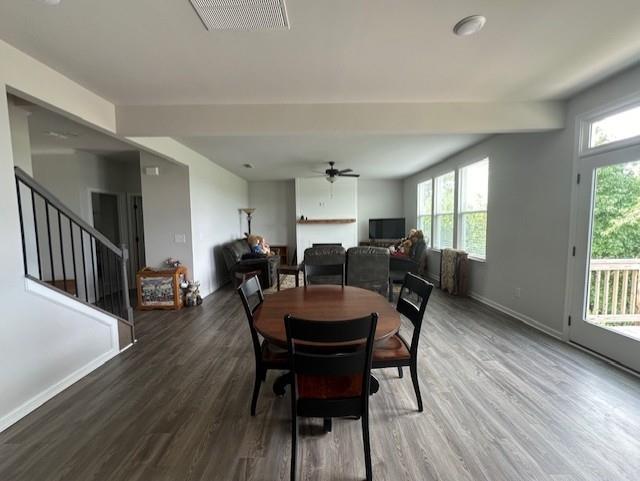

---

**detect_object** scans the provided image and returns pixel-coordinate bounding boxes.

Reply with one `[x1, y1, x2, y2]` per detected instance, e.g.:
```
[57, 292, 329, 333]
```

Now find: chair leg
[323, 417, 332, 433]
[409, 360, 423, 412]
[362, 412, 372, 481]
[251, 368, 263, 416]
[291, 415, 298, 481]
[397, 366, 403, 378]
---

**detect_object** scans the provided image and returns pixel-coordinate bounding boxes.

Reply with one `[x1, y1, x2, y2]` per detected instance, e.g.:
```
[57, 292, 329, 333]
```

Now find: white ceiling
[4, 1, 640, 180]
[1, 1, 640, 105]
[179, 134, 486, 180]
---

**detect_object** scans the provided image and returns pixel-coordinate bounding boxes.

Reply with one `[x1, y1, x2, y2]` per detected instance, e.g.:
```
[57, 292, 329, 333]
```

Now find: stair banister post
[120, 244, 135, 341]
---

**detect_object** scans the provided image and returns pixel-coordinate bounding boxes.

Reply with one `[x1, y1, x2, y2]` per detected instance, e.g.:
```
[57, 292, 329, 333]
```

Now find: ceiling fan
[322, 161, 360, 183]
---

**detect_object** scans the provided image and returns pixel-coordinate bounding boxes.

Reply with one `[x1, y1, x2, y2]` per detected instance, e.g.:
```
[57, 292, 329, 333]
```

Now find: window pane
[590, 104, 640, 148]
[434, 214, 453, 249]
[417, 180, 432, 216]
[459, 159, 489, 212]
[460, 212, 487, 258]
[435, 172, 455, 214]
[418, 215, 432, 246]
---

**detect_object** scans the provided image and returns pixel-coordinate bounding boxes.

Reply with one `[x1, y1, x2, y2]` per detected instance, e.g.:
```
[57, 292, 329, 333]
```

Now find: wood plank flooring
[1, 287, 639, 481]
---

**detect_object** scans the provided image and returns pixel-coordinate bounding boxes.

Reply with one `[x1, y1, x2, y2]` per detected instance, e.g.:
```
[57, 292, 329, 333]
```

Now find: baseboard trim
[468, 291, 563, 340]
[0, 347, 119, 433]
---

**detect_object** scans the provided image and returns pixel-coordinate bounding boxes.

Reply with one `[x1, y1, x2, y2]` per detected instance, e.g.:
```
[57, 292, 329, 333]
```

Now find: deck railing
[589, 258, 640, 323]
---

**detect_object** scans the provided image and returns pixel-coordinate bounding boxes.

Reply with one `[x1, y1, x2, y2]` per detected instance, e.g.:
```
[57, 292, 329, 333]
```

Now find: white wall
[248, 180, 296, 262]
[8, 100, 32, 174]
[132, 138, 249, 297]
[357, 179, 404, 242]
[295, 177, 358, 255]
[0, 40, 119, 432]
[139, 152, 194, 274]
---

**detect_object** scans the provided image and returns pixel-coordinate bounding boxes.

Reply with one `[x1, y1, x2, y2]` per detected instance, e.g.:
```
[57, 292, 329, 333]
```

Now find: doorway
[570, 105, 640, 372]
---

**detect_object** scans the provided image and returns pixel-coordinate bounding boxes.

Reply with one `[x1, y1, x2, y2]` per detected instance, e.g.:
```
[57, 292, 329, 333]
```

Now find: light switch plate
[174, 233, 186, 243]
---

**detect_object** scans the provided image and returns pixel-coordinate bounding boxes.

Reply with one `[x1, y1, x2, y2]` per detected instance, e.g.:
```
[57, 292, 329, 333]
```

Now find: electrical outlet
[514, 287, 521, 298]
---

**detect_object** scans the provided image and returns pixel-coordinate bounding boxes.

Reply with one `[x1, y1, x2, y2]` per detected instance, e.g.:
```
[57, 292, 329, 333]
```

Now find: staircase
[14, 166, 135, 348]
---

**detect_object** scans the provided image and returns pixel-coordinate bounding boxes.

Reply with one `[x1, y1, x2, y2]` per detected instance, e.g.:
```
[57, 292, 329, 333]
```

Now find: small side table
[234, 270, 261, 288]
[277, 265, 301, 291]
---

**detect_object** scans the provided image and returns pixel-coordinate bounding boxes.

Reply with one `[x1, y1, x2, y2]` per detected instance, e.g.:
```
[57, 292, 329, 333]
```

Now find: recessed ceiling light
[36, 0, 62, 5]
[453, 15, 486, 36]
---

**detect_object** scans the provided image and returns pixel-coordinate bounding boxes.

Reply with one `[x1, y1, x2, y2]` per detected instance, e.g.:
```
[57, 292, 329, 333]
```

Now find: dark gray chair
[346, 246, 390, 296]
[303, 246, 346, 286]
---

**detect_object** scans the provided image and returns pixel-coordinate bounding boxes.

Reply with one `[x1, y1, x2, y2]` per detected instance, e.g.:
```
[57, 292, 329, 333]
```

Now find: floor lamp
[241, 208, 256, 234]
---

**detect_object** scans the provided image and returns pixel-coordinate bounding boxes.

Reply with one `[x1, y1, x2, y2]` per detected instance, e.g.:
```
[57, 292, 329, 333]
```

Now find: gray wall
[404, 132, 572, 336]
[139, 151, 194, 273]
[358, 179, 404, 241]
[248, 180, 296, 262]
[403, 62, 640, 338]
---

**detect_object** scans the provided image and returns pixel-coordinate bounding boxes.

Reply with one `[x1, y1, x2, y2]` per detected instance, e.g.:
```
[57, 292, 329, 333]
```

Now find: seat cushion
[297, 374, 363, 399]
[373, 334, 411, 363]
[261, 340, 288, 366]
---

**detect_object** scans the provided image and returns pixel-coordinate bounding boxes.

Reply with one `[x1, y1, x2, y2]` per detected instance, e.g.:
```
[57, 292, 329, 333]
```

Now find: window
[433, 171, 455, 249]
[415, 158, 490, 259]
[458, 159, 489, 259]
[417, 179, 432, 246]
[589, 103, 640, 149]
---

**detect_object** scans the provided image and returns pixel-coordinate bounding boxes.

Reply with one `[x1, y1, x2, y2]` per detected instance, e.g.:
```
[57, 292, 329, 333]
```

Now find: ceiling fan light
[326, 176, 336, 183]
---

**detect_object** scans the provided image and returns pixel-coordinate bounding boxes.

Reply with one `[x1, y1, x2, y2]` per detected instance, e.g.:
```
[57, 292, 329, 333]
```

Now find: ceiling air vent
[190, 0, 289, 31]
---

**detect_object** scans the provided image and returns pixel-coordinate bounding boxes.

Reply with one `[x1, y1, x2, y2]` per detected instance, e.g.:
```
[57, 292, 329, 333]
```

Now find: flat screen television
[369, 218, 405, 240]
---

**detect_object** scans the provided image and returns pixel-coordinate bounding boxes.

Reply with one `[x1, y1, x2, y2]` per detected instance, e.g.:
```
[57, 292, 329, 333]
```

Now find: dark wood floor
[1, 287, 640, 481]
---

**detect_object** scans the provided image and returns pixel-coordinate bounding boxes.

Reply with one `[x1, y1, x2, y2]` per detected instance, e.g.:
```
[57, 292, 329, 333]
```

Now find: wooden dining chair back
[237, 276, 287, 416]
[397, 272, 433, 353]
[372, 272, 433, 412]
[285, 313, 378, 481]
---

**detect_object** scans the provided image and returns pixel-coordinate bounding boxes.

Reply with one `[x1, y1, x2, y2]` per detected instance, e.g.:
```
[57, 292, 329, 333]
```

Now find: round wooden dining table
[253, 285, 401, 395]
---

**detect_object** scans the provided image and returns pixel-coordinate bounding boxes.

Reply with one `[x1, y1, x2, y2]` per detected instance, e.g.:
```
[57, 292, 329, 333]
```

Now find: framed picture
[136, 266, 187, 310]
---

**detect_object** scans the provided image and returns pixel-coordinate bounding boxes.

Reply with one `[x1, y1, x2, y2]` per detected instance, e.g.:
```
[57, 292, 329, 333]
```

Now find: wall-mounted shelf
[297, 218, 356, 225]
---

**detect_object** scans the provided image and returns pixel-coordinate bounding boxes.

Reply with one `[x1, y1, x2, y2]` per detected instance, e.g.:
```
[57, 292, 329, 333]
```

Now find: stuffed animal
[247, 234, 273, 255]
[184, 280, 202, 307]
[391, 229, 424, 256]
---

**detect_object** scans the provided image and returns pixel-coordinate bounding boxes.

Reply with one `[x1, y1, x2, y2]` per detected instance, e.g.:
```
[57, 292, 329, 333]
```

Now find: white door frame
[564, 93, 640, 372]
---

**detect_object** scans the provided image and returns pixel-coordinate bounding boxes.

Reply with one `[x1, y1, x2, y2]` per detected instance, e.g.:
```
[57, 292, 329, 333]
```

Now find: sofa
[221, 239, 280, 289]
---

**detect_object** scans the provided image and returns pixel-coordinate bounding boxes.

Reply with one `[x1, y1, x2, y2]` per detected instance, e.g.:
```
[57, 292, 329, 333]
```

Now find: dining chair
[303, 246, 346, 286]
[285, 313, 378, 481]
[346, 246, 390, 296]
[372, 272, 433, 412]
[237, 276, 288, 416]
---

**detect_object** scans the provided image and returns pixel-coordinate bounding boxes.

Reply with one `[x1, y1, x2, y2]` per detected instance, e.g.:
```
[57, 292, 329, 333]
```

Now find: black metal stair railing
[14, 166, 134, 339]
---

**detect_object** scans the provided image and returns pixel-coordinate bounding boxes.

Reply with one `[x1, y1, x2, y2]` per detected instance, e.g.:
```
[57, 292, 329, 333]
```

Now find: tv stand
[359, 238, 401, 248]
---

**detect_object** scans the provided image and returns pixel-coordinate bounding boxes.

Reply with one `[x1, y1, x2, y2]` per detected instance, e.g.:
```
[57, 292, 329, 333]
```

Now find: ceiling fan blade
[338, 168, 353, 174]
[311, 170, 326, 175]
[339, 173, 360, 177]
